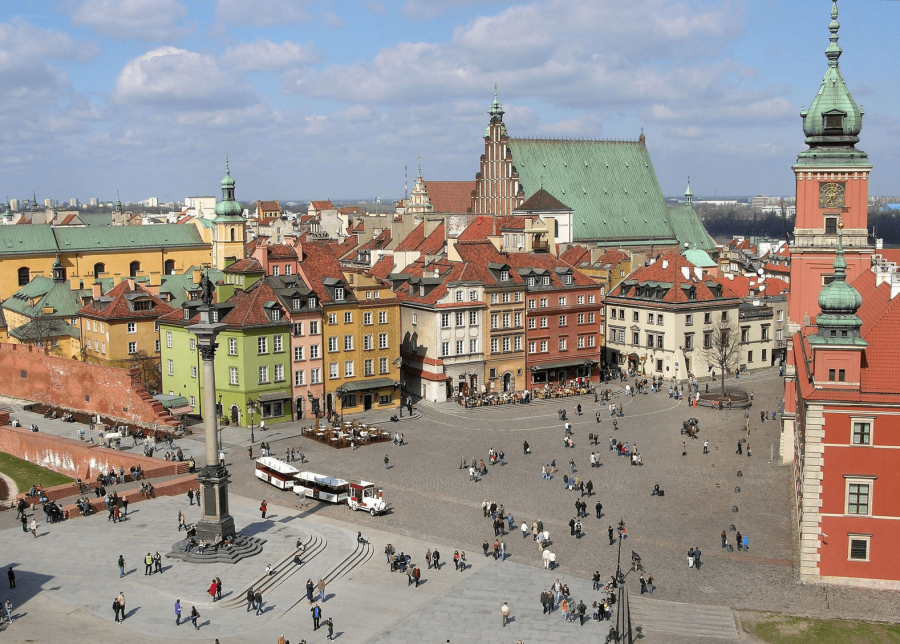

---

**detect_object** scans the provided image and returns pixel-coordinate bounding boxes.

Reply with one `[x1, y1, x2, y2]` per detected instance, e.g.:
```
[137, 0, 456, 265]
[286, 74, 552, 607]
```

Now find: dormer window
[309, 297, 317, 308]
[183, 308, 190, 320]
[528, 277, 536, 287]
[211, 310, 219, 322]
[419, 285, 425, 297]
[542, 276, 550, 286]
[334, 287, 345, 301]
[500, 270, 509, 282]
[824, 113, 844, 130]
[563, 274, 573, 285]
[272, 309, 281, 321]
[292, 298, 301, 310]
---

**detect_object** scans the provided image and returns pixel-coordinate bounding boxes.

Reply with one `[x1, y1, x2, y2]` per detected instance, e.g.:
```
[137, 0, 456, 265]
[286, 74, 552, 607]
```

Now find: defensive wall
[0, 343, 178, 429]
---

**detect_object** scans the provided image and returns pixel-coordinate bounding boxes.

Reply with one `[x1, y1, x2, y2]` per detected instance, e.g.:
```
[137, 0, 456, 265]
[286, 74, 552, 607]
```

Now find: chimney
[127, 278, 135, 291]
[92, 282, 102, 300]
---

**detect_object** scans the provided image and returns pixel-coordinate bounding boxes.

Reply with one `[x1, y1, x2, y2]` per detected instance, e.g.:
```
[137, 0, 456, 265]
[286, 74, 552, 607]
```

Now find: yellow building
[78, 280, 174, 379]
[0, 224, 210, 303]
[1, 261, 84, 358]
[299, 243, 401, 416]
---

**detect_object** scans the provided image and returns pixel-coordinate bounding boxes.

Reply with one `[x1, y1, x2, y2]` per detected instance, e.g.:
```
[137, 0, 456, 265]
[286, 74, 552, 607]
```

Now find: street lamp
[615, 519, 626, 584]
[217, 394, 223, 452]
[247, 399, 257, 444]
[334, 385, 347, 425]
[583, 359, 593, 382]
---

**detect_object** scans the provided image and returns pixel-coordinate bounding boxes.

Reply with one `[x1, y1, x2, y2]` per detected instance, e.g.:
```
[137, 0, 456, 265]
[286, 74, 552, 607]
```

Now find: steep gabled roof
[423, 181, 475, 213]
[851, 269, 892, 336]
[225, 258, 264, 274]
[860, 295, 900, 394]
[394, 259, 468, 306]
[516, 188, 571, 212]
[78, 280, 174, 321]
[310, 200, 334, 211]
[608, 251, 739, 304]
[298, 242, 354, 305]
[453, 241, 523, 286]
[457, 216, 499, 241]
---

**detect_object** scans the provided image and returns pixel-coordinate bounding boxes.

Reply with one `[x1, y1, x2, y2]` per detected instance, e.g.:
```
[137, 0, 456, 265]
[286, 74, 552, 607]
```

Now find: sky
[1, 0, 899, 205]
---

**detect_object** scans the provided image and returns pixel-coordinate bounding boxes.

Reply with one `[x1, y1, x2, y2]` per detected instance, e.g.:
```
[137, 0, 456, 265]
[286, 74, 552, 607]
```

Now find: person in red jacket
[209, 579, 218, 602]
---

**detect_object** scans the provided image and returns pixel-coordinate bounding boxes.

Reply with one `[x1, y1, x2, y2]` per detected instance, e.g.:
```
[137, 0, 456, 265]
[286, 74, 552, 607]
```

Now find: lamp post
[217, 394, 223, 452]
[335, 385, 347, 425]
[247, 399, 257, 444]
[306, 389, 314, 420]
[615, 519, 626, 583]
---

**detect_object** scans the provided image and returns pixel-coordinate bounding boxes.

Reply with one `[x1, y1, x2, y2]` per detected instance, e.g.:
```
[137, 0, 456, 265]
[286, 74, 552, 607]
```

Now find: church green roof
[508, 138, 715, 251]
[0, 224, 206, 256]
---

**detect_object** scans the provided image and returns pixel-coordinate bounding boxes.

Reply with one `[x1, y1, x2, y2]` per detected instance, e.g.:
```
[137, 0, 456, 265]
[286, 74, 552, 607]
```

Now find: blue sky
[1, 0, 898, 204]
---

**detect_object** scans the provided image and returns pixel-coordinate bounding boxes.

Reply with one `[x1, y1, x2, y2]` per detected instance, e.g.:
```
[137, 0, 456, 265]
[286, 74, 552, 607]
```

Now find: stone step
[322, 538, 373, 585]
[628, 596, 739, 640]
[166, 534, 267, 565]
[219, 532, 327, 609]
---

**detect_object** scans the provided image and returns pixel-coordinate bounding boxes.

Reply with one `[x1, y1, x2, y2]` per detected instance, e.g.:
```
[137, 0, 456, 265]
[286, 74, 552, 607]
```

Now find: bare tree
[700, 320, 740, 396]
[129, 350, 162, 393]
[21, 309, 65, 357]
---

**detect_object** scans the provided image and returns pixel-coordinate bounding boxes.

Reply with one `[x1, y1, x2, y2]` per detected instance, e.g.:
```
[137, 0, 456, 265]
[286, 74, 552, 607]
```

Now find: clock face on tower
[819, 182, 845, 209]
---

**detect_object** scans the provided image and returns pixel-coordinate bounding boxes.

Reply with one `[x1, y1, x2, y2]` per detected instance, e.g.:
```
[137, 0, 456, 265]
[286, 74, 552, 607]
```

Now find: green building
[158, 277, 293, 426]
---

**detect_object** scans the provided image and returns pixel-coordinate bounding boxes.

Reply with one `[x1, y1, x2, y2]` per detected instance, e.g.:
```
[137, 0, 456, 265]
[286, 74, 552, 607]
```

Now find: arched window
[17, 266, 30, 286]
[93, 262, 105, 277]
[129, 261, 141, 277]
[164, 259, 175, 275]
[230, 227, 236, 242]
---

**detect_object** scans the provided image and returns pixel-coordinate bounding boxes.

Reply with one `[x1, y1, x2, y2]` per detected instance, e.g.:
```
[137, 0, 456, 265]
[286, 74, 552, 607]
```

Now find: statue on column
[200, 271, 215, 307]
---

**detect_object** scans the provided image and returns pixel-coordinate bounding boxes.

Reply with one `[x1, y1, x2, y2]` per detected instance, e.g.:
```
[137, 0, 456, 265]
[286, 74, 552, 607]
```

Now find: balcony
[532, 238, 550, 252]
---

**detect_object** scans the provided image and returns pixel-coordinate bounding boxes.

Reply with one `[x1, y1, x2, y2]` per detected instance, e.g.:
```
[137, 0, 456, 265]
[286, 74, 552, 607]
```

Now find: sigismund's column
[187, 303, 235, 542]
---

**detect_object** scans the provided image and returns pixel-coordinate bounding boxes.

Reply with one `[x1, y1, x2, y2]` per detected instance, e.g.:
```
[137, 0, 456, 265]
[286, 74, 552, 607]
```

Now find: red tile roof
[608, 251, 740, 304]
[394, 259, 468, 305]
[876, 249, 900, 264]
[227, 258, 264, 273]
[457, 216, 499, 240]
[713, 275, 789, 298]
[852, 269, 894, 337]
[358, 228, 392, 252]
[256, 200, 280, 213]
[310, 200, 334, 211]
[860, 295, 900, 394]
[515, 188, 571, 212]
[423, 181, 474, 213]
[336, 235, 359, 258]
[297, 242, 350, 305]
[78, 280, 174, 321]
[395, 223, 425, 251]
[267, 244, 298, 259]
[453, 241, 523, 286]
[369, 255, 395, 280]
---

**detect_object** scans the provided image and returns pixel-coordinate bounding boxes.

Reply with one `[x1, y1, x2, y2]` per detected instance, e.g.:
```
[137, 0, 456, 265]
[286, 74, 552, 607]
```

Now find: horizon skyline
[1, 1, 898, 203]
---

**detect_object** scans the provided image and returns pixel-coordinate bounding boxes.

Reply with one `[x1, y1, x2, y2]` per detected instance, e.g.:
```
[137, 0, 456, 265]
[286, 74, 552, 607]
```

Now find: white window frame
[845, 476, 875, 516]
[273, 334, 283, 353]
[379, 333, 388, 349]
[344, 361, 354, 377]
[850, 417, 874, 446]
[128, 341, 137, 354]
[379, 357, 388, 374]
[295, 369, 305, 386]
[258, 365, 269, 384]
[847, 534, 871, 562]
[166, 331, 173, 348]
[230, 366, 238, 385]
[258, 336, 268, 354]
[167, 359, 174, 376]
[127, 322, 137, 334]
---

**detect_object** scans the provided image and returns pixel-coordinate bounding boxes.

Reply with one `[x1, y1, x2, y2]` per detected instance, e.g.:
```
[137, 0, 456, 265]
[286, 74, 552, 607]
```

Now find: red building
[505, 253, 603, 388]
[783, 1, 900, 589]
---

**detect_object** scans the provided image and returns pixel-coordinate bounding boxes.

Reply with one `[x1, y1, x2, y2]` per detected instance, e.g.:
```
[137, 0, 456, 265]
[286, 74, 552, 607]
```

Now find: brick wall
[0, 424, 188, 481]
[59, 474, 198, 520]
[0, 343, 179, 429]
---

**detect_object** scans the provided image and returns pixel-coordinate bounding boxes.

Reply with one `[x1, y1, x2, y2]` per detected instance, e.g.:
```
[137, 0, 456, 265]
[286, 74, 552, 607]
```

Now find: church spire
[684, 177, 693, 207]
[814, 222, 864, 342]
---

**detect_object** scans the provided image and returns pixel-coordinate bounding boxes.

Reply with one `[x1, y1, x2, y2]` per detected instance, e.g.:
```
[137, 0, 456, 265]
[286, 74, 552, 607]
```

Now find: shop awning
[405, 367, 449, 382]
[169, 405, 194, 416]
[340, 378, 397, 393]
[530, 358, 595, 372]
[257, 390, 291, 402]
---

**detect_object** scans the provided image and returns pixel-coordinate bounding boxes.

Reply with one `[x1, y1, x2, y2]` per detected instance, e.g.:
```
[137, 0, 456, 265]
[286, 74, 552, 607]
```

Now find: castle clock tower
[789, 0, 872, 330]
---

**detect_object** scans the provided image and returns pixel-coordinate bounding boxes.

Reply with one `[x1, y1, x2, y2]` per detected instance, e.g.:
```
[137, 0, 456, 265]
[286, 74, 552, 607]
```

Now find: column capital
[198, 343, 219, 361]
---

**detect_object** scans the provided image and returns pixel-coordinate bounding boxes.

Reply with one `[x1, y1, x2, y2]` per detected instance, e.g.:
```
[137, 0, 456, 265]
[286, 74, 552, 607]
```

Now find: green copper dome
[213, 163, 245, 221]
[798, 0, 868, 165]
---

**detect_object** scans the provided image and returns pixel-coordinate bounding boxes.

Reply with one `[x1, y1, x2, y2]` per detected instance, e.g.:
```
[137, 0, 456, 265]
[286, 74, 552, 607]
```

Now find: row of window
[441, 339, 479, 357]
[326, 334, 390, 352]
[489, 336, 522, 354]
[440, 311, 479, 328]
[327, 358, 391, 378]
[527, 294, 596, 309]
[489, 291, 521, 304]
[526, 312, 596, 329]
[327, 310, 389, 325]
[607, 309, 786, 325]
[528, 336, 596, 353]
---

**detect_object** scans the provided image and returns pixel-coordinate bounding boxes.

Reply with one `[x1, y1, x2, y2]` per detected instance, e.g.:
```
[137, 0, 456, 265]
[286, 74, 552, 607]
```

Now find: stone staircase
[219, 531, 328, 609]
[628, 596, 739, 640]
[281, 536, 374, 616]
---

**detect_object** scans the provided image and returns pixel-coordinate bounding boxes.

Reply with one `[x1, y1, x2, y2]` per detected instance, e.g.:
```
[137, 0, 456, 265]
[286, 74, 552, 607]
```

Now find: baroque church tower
[211, 160, 247, 270]
[789, 0, 873, 329]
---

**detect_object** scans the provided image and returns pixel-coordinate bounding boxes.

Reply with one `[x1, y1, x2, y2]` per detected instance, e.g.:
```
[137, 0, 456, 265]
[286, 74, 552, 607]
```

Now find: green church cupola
[684, 179, 693, 207]
[814, 223, 864, 342]
[114, 192, 123, 213]
[798, 0, 866, 162]
[213, 157, 245, 221]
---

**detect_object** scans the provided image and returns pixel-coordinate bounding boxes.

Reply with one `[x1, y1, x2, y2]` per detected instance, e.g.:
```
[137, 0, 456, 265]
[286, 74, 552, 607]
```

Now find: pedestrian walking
[326, 617, 334, 641]
[433, 549, 440, 569]
[117, 592, 126, 622]
[216, 577, 222, 600]
[255, 589, 264, 615]
[721, 530, 727, 548]
[209, 579, 218, 602]
[30, 518, 37, 538]
[188, 489, 194, 506]
[155, 551, 163, 574]
[747, 443, 752, 458]
[596, 501, 603, 519]
[426, 548, 432, 569]
[501, 601, 510, 627]
[523, 440, 530, 455]
[743, 534, 749, 551]
[608, 525, 614, 545]
[144, 552, 153, 575]
[4, 599, 12, 624]
[260, 500, 267, 519]
[112, 595, 122, 624]
[246, 587, 255, 611]
[191, 606, 200, 630]
[736, 531, 743, 551]
[521, 521, 529, 539]
[384, 455, 389, 470]
[317, 577, 326, 602]
[640, 575, 647, 594]
[7, 567, 15, 589]
[248, 446, 252, 459]
[174, 599, 182, 625]
[118, 555, 125, 578]
[703, 440, 709, 454]
[311, 603, 321, 630]
[736, 441, 743, 455]
[178, 510, 186, 531]
[694, 547, 701, 569]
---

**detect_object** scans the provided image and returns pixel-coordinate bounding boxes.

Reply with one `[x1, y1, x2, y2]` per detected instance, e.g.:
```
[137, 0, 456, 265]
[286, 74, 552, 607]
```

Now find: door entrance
[230, 405, 239, 424]
[502, 372, 512, 392]
[326, 393, 333, 415]
[296, 398, 304, 420]
[363, 394, 373, 411]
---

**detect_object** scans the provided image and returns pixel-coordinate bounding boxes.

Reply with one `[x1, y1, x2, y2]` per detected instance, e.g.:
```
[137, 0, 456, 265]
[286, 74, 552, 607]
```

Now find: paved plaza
[2, 367, 899, 643]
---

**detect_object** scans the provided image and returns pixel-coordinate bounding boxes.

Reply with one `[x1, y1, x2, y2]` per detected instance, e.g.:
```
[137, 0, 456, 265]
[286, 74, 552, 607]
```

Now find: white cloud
[68, 0, 191, 41]
[113, 47, 256, 109]
[402, 0, 509, 20]
[321, 10, 345, 29]
[214, 0, 312, 27]
[221, 40, 320, 73]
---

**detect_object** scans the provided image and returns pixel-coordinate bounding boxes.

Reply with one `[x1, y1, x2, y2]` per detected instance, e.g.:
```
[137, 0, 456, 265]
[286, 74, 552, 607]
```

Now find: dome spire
[684, 177, 693, 206]
[214, 154, 244, 221]
[815, 221, 864, 341]
[826, 0, 841, 67]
